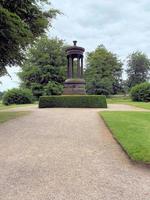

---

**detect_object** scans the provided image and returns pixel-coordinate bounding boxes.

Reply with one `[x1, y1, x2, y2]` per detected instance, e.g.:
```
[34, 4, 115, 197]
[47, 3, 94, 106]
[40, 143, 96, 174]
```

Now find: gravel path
[0, 106, 150, 200]
[0, 103, 149, 112]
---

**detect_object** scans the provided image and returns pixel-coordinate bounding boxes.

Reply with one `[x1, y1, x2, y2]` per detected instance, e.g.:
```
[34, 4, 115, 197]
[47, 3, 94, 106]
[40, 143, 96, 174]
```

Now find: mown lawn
[0, 101, 37, 111]
[0, 111, 30, 124]
[100, 111, 150, 164]
[107, 97, 150, 110]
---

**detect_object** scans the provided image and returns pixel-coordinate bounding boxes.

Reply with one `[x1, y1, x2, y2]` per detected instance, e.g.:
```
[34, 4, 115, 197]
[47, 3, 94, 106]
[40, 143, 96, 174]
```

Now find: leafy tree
[44, 82, 63, 96]
[0, 0, 59, 76]
[31, 83, 44, 99]
[18, 36, 67, 98]
[0, 91, 4, 100]
[84, 45, 123, 95]
[126, 51, 150, 89]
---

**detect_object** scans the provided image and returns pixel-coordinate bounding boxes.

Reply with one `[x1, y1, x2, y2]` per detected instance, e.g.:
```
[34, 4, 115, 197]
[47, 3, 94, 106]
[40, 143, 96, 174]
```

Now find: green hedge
[39, 95, 107, 108]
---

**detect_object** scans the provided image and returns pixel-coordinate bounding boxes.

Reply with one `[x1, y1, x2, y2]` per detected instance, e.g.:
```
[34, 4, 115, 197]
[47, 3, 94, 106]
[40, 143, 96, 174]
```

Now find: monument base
[63, 79, 86, 95]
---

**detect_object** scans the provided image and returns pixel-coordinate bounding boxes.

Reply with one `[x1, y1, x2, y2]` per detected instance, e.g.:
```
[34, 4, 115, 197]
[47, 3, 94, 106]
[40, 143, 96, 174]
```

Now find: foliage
[44, 82, 63, 96]
[18, 37, 67, 98]
[100, 111, 150, 163]
[0, 111, 29, 123]
[130, 82, 150, 102]
[84, 45, 123, 96]
[3, 88, 34, 105]
[31, 83, 44, 100]
[0, 91, 4, 100]
[0, 0, 60, 76]
[126, 51, 150, 89]
[39, 95, 107, 108]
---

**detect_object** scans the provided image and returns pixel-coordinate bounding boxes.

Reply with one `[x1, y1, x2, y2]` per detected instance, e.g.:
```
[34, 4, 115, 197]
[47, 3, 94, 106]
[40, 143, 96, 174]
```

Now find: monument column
[72, 57, 74, 78]
[67, 56, 69, 78]
[69, 56, 72, 78]
[81, 56, 83, 78]
[63, 41, 86, 95]
[77, 56, 80, 78]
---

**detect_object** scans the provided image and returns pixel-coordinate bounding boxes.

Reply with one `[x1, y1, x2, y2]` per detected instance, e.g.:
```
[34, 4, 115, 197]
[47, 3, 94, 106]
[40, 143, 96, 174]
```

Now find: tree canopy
[84, 45, 123, 95]
[18, 36, 67, 98]
[126, 51, 150, 89]
[0, 0, 59, 76]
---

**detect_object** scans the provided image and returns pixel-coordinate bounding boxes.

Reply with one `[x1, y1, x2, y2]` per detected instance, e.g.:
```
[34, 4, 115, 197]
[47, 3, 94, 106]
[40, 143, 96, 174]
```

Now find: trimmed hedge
[39, 95, 107, 108]
[130, 82, 150, 102]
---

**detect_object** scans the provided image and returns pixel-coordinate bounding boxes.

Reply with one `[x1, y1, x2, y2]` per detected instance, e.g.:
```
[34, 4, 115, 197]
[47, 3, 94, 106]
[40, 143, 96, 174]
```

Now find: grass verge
[107, 97, 150, 110]
[100, 111, 150, 164]
[0, 111, 30, 124]
[0, 101, 37, 111]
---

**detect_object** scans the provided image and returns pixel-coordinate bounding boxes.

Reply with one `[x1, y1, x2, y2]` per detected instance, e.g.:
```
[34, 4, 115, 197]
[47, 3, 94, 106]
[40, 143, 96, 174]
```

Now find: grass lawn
[0, 101, 37, 111]
[100, 111, 150, 164]
[0, 111, 30, 124]
[107, 97, 150, 110]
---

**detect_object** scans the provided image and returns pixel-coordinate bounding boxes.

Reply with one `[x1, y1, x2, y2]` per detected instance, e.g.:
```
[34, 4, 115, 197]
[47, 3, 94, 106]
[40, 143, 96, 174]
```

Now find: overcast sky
[1, 0, 150, 91]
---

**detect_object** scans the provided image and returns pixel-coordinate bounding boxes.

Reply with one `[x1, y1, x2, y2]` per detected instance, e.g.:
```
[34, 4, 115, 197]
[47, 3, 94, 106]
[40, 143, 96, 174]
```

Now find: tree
[0, 0, 59, 76]
[126, 51, 150, 89]
[84, 45, 123, 95]
[0, 91, 4, 100]
[18, 36, 67, 99]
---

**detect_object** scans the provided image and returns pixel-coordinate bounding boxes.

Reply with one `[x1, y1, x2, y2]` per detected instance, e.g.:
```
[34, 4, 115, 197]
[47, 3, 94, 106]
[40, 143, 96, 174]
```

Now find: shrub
[3, 88, 34, 105]
[31, 83, 44, 100]
[130, 82, 150, 102]
[39, 95, 107, 108]
[44, 82, 63, 96]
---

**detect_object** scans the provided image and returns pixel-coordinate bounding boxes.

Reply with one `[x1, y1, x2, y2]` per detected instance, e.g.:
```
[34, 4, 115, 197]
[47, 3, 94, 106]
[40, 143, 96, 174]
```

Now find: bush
[39, 95, 107, 108]
[3, 88, 34, 105]
[31, 83, 44, 100]
[44, 82, 63, 96]
[130, 82, 150, 102]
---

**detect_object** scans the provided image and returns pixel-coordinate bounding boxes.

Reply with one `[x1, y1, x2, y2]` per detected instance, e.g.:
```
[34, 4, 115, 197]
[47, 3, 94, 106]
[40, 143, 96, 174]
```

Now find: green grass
[0, 111, 30, 123]
[107, 97, 150, 110]
[107, 96, 131, 104]
[0, 101, 37, 111]
[100, 111, 150, 164]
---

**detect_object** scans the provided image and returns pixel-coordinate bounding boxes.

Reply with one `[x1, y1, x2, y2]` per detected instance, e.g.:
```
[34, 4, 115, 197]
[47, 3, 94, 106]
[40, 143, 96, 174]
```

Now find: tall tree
[84, 45, 123, 95]
[18, 36, 67, 98]
[126, 51, 150, 88]
[0, 0, 59, 76]
[0, 91, 4, 100]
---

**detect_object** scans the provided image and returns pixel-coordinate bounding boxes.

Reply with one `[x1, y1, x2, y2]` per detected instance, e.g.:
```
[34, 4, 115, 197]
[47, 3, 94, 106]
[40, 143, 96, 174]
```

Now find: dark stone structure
[63, 41, 86, 95]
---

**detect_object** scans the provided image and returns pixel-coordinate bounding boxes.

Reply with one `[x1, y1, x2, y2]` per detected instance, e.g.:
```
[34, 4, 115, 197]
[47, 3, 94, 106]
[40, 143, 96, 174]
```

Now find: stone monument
[63, 41, 86, 95]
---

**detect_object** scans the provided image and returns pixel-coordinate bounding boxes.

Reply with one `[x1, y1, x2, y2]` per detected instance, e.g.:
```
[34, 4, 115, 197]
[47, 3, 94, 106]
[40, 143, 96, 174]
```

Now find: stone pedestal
[63, 79, 86, 95]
